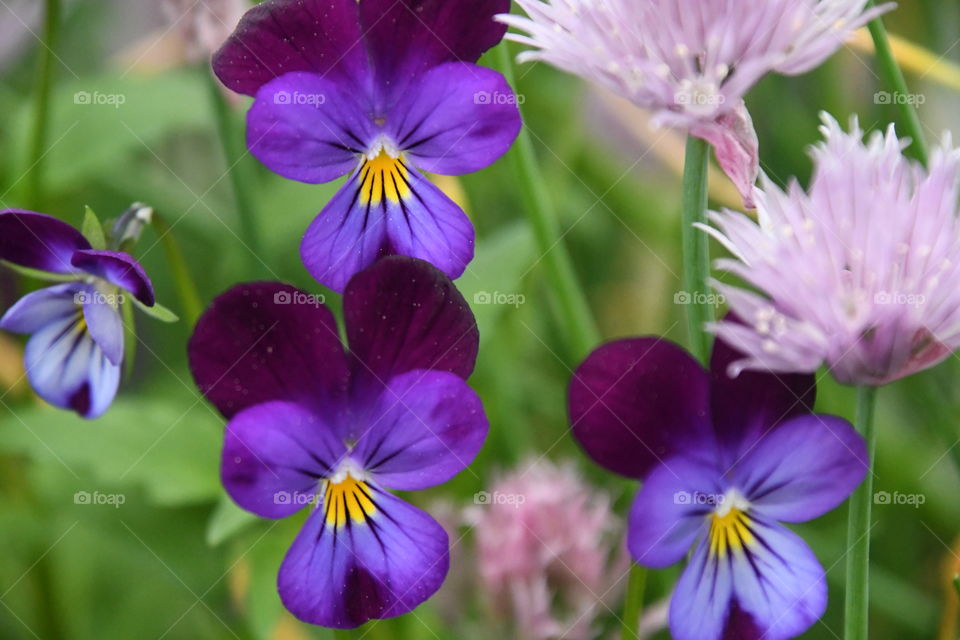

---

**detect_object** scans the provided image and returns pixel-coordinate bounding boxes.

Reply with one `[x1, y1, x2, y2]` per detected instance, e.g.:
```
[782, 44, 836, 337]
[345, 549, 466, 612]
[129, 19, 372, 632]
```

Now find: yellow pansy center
[707, 489, 754, 558]
[323, 472, 376, 528]
[358, 149, 411, 206]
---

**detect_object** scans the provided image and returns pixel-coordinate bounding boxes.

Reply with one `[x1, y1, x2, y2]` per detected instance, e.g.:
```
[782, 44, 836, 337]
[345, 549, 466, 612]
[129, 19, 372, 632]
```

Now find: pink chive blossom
[702, 113, 960, 386]
[467, 459, 624, 640]
[498, 0, 892, 207]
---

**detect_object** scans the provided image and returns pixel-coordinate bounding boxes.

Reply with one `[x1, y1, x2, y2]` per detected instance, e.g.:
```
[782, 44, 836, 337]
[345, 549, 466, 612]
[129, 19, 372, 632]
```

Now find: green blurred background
[0, 1, 959, 638]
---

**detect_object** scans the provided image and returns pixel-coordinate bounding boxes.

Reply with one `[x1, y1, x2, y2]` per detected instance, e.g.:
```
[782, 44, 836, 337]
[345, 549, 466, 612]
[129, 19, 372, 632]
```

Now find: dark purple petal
[735, 414, 867, 522]
[23, 300, 120, 418]
[626, 456, 720, 568]
[300, 173, 390, 293]
[343, 256, 478, 392]
[278, 487, 449, 628]
[669, 536, 734, 640]
[81, 291, 124, 366]
[360, 0, 510, 105]
[352, 370, 487, 490]
[0, 283, 78, 334]
[0, 209, 89, 274]
[383, 166, 474, 280]
[222, 401, 347, 519]
[710, 335, 815, 461]
[247, 72, 377, 184]
[212, 0, 367, 97]
[729, 516, 827, 640]
[569, 338, 713, 479]
[389, 62, 521, 175]
[71, 250, 155, 306]
[188, 282, 349, 419]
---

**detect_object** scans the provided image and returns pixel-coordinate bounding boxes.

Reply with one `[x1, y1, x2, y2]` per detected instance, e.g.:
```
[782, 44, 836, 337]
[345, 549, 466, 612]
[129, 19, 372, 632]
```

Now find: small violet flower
[704, 114, 960, 386]
[467, 459, 624, 640]
[213, 0, 522, 291]
[188, 257, 488, 628]
[569, 336, 868, 640]
[0, 210, 156, 418]
[499, 0, 891, 207]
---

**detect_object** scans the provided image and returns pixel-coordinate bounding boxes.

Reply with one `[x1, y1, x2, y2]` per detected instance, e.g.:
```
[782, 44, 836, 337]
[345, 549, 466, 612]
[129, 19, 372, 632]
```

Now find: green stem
[206, 73, 263, 276]
[26, 0, 61, 209]
[494, 43, 600, 361]
[152, 214, 203, 326]
[843, 385, 879, 640]
[866, 1, 929, 166]
[620, 563, 647, 640]
[680, 136, 713, 363]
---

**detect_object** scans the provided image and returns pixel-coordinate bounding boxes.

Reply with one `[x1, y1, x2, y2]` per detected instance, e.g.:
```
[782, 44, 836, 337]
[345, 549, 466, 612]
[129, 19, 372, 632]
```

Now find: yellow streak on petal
[324, 475, 376, 527]
[709, 508, 755, 558]
[358, 150, 411, 206]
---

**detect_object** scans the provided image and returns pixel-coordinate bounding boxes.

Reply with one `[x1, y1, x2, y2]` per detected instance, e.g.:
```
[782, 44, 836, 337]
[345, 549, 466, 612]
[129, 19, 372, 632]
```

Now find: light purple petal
[710, 334, 816, 462]
[729, 516, 827, 640]
[690, 102, 759, 209]
[352, 370, 487, 490]
[222, 401, 347, 519]
[188, 282, 349, 419]
[71, 249, 155, 305]
[81, 292, 124, 366]
[568, 338, 713, 479]
[278, 487, 449, 628]
[343, 256, 479, 392]
[24, 308, 120, 418]
[247, 72, 377, 184]
[299, 172, 390, 293]
[626, 456, 720, 568]
[0, 209, 88, 274]
[669, 536, 734, 640]
[734, 414, 867, 522]
[382, 165, 475, 280]
[360, 0, 509, 106]
[212, 0, 368, 97]
[389, 62, 521, 175]
[0, 283, 78, 334]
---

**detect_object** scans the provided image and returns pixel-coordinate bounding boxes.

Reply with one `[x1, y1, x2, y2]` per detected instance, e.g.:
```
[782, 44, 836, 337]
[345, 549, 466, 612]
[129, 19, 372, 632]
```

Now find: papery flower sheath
[0, 210, 156, 418]
[704, 114, 960, 385]
[188, 257, 488, 628]
[213, 0, 522, 292]
[499, 0, 891, 206]
[569, 337, 867, 640]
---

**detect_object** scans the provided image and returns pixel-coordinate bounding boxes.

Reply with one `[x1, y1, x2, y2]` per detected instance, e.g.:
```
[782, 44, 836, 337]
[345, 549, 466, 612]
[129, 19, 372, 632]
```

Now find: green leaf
[1, 260, 76, 282]
[81, 206, 107, 250]
[121, 297, 136, 379]
[131, 297, 179, 323]
[206, 495, 258, 547]
[0, 392, 223, 506]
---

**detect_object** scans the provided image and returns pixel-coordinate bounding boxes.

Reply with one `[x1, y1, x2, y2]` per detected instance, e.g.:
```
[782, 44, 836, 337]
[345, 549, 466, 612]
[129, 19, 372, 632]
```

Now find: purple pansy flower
[213, 0, 523, 292]
[0, 210, 156, 418]
[188, 257, 488, 628]
[569, 336, 868, 640]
